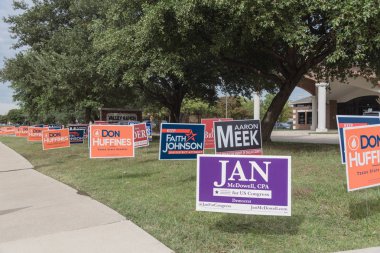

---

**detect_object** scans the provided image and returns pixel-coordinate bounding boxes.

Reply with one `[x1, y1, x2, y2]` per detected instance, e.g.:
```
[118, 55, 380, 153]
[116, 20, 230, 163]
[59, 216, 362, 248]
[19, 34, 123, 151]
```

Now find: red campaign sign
[338, 123, 367, 128]
[134, 123, 149, 147]
[201, 118, 233, 149]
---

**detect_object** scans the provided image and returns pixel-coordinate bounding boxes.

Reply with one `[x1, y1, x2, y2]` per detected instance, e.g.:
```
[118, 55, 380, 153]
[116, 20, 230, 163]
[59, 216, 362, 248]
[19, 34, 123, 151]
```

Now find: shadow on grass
[180, 175, 196, 183]
[113, 171, 159, 179]
[33, 163, 52, 170]
[349, 197, 380, 220]
[264, 142, 338, 153]
[213, 214, 304, 235]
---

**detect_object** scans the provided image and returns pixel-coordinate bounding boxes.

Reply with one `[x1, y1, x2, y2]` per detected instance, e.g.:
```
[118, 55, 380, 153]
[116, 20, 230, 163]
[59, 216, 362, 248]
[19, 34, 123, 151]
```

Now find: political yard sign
[214, 120, 262, 155]
[0, 126, 16, 136]
[146, 122, 153, 141]
[28, 127, 49, 142]
[196, 154, 291, 216]
[133, 123, 149, 147]
[68, 124, 89, 138]
[159, 123, 205, 160]
[16, 126, 29, 137]
[69, 129, 85, 144]
[344, 125, 380, 191]
[201, 118, 233, 149]
[42, 129, 70, 150]
[89, 125, 134, 158]
[337, 115, 380, 164]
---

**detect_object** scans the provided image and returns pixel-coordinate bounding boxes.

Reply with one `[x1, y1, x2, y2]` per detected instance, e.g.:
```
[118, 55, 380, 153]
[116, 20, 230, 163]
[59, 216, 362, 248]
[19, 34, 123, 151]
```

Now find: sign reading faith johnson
[337, 115, 380, 164]
[196, 154, 291, 216]
[344, 125, 380, 191]
[89, 125, 134, 158]
[201, 118, 233, 149]
[68, 124, 88, 137]
[159, 123, 205, 160]
[69, 129, 85, 144]
[42, 129, 70, 150]
[16, 126, 29, 137]
[28, 127, 49, 142]
[214, 120, 262, 155]
[133, 123, 149, 147]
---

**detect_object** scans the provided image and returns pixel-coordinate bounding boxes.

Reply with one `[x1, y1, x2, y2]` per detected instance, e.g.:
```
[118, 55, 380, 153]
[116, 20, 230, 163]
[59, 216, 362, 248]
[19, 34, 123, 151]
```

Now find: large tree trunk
[84, 107, 92, 124]
[169, 105, 181, 123]
[261, 83, 297, 142]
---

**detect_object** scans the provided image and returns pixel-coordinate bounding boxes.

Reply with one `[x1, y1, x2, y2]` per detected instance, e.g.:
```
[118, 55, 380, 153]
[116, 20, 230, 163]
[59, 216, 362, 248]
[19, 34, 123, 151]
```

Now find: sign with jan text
[89, 125, 134, 158]
[337, 115, 380, 164]
[197, 154, 291, 216]
[42, 128, 70, 150]
[159, 123, 205, 160]
[214, 120, 262, 155]
[201, 118, 233, 149]
[344, 125, 380, 191]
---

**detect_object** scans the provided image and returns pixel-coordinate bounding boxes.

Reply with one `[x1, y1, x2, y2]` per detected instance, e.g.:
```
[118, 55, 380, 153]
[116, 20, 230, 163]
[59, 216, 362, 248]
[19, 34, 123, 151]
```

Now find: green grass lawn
[1, 136, 380, 252]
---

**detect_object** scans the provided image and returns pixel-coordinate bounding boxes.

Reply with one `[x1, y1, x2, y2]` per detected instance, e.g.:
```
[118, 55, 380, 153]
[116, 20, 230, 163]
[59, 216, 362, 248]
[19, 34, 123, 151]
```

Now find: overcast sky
[0, 0, 309, 116]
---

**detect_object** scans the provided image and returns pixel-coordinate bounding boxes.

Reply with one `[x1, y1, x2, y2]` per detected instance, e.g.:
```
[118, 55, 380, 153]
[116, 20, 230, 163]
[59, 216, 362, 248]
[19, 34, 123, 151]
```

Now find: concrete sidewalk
[0, 142, 173, 253]
[271, 130, 339, 144]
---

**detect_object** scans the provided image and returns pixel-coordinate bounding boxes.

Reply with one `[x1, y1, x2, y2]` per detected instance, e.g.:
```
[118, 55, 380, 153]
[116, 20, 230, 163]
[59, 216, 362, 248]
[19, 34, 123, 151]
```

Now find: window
[307, 112, 312, 124]
[298, 112, 305, 125]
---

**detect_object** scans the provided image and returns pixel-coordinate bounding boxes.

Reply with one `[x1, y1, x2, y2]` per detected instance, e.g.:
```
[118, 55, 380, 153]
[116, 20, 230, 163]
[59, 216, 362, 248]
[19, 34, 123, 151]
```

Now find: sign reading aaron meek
[214, 120, 263, 155]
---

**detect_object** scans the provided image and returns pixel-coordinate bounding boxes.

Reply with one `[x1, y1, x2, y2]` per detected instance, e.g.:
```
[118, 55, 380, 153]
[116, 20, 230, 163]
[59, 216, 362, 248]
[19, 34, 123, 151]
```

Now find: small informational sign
[68, 124, 88, 138]
[42, 128, 70, 150]
[214, 119, 262, 155]
[146, 122, 153, 141]
[344, 125, 380, 191]
[201, 118, 233, 149]
[16, 126, 29, 137]
[106, 113, 138, 122]
[133, 123, 149, 147]
[159, 123, 205, 160]
[94, 121, 109, 125]
[337, 115, 380, 164]
[69, 129, 85, 144]
[89, 125, 134, 158]
[48, 124, 63, 130]
[197, 154, 291, 216]
[28, 127, 49, 142]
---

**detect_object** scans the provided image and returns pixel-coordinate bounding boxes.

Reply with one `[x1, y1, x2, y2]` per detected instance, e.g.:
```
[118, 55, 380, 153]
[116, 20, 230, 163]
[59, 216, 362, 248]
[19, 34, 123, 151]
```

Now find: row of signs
[1, 120, 293, 217]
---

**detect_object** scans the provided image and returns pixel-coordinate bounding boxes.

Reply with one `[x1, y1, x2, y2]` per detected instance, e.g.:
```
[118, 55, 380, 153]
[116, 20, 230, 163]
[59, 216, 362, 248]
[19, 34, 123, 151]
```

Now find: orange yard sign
[0, 126, 16, 136]
[16, 126, 29, 137]
[89, 125, 134, 158]
[28, 127, 48, 142]
[42, 128, 70, 150]
[344, 125, 380, 191]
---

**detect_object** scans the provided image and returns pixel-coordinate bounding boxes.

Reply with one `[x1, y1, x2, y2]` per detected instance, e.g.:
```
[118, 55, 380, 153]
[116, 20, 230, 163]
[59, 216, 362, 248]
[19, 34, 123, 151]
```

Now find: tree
[6, 108, 26, 124]
[260, 93, 292, 123]
[93, 1, 218, 122]
[215, 96, 252, 120]
[163, 1, 380, 141]
[1, 0, 137, 124]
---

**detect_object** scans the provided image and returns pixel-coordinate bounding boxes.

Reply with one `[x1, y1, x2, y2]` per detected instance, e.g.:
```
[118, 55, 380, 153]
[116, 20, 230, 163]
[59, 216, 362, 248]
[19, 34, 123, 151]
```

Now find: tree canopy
[2, 0, 380, 139]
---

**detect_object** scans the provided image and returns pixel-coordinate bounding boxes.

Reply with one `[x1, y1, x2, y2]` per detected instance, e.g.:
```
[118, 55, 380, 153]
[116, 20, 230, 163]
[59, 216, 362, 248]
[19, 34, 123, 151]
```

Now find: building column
[253, 92, 260, 120]
[311, 96, 317, 130]
[316, 82, 328, 132]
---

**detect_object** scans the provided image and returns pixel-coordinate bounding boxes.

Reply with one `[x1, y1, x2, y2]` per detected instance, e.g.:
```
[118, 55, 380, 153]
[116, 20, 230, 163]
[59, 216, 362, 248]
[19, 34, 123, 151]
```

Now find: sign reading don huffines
[214, 120, 262, 155]
[196, 154, 291, 216]
[344, 125, 380, 191]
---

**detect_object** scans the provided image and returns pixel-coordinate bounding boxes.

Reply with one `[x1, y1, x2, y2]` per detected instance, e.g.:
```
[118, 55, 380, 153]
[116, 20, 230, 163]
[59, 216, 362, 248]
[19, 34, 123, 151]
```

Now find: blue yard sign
[146, 122, 153, 141]
[337, 115, 380, 164]
[159, 123, 205, 160]
[69, 129, 85, 144]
